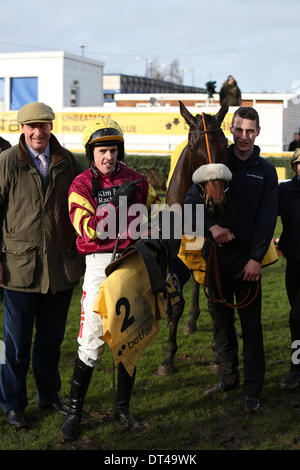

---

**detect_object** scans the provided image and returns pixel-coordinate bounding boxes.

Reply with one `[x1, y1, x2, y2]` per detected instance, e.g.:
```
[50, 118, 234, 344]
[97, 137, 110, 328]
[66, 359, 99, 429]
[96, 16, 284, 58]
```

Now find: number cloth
[93, 251, 167, 376]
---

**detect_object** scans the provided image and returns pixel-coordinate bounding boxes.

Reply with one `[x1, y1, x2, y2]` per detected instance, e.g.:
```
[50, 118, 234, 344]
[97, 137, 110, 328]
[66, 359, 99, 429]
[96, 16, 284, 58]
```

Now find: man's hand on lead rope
[243, 259, 261, 282]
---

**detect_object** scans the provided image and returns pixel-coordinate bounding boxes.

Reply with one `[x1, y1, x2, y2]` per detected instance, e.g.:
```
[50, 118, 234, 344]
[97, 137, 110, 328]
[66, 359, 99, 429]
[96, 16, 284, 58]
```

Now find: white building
[0, 51, 104, 111]
[113, 92, 300, 153]
[0, 50, 299, 155]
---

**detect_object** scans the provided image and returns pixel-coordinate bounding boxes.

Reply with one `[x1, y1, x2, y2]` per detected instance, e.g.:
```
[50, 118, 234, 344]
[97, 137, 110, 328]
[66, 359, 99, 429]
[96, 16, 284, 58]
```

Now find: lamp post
[78, 44, 86, 57]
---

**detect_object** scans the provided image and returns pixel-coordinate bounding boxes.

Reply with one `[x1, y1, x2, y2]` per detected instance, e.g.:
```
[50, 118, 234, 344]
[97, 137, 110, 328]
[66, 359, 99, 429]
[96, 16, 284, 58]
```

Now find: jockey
[61, 116, 159, 442]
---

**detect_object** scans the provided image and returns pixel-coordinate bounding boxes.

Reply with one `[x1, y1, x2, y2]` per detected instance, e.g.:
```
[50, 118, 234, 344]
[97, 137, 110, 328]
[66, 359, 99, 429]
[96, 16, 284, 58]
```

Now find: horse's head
[179, 100, 231, 216]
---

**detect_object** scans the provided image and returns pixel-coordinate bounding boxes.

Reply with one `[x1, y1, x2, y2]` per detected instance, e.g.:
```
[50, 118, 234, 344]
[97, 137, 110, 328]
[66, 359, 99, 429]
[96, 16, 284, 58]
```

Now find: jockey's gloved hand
[110, 179, 141, 208]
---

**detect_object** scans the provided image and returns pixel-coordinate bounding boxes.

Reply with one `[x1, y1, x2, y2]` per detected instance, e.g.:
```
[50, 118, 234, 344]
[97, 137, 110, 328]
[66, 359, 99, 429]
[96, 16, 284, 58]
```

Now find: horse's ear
[215, 99, 229, 126]
[179, 101, 195, 127]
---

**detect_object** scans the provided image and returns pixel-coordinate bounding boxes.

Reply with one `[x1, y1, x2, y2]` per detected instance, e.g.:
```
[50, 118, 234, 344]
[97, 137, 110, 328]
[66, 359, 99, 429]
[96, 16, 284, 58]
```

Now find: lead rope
[203, 241, 260, 309]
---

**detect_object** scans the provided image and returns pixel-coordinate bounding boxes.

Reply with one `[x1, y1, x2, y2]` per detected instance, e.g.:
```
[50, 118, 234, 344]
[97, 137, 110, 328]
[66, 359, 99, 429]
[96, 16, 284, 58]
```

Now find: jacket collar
[18, 134, 67, 165]
[228, 144, 260, 165]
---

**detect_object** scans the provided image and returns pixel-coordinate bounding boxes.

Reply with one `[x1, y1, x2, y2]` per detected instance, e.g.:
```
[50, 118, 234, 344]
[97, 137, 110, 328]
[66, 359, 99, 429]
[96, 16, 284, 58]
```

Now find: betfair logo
[127, 324, 152, 349]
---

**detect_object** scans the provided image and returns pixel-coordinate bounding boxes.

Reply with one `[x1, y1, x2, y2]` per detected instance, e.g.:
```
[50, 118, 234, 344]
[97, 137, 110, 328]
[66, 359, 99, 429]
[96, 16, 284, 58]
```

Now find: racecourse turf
[1, 219, 300, 451]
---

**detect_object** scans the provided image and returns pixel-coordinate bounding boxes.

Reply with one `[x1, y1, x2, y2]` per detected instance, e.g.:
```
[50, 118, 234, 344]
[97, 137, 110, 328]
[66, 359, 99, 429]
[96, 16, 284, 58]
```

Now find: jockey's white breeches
[77, 252, 112, 368]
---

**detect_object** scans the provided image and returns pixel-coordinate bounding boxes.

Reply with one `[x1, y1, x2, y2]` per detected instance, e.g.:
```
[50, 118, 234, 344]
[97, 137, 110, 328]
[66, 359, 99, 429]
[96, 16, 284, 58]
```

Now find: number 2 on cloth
[116, 297, 135, 333]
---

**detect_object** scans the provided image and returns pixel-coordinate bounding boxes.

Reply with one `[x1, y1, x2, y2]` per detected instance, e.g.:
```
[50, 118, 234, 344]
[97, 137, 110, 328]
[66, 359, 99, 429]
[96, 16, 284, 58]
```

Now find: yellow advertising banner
[0, 111, 234, 136]
[0, 113, 19, 133]
[55, 112, 234, 136]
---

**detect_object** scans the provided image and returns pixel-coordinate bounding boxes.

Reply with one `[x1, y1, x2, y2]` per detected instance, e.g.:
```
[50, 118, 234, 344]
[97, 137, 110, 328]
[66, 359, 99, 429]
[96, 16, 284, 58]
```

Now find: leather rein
[203, 241, 260, 309]
[194, 113, 260, 309]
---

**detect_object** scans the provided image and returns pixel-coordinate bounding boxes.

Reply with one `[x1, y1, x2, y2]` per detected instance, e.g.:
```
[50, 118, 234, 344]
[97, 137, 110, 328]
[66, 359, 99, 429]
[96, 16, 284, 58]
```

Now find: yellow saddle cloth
[177, 235, 278, 285]
[93, 251, 168, 377]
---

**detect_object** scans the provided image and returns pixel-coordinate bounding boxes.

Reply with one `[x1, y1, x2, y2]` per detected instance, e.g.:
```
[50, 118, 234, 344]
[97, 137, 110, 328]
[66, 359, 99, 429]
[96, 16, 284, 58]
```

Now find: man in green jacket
[0, 102, 85, 428]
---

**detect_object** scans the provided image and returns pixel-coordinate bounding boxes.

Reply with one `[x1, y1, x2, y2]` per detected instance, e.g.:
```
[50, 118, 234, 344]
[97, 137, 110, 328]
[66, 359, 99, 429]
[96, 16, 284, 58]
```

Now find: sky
[1, 0, 299, 94]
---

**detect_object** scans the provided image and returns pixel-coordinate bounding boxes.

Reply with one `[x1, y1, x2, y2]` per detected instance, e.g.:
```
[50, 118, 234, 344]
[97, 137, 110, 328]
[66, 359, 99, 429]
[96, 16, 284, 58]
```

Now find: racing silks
[68, 162, 159, 255]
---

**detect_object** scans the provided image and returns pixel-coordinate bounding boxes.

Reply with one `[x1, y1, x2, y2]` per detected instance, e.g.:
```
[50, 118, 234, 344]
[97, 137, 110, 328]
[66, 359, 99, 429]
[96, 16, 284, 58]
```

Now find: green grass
[1, 220, 300, 451]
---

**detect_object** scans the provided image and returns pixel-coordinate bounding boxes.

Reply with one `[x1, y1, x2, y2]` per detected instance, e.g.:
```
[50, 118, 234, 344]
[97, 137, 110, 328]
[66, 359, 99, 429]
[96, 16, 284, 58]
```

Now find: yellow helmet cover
[84, 116, 124, 162]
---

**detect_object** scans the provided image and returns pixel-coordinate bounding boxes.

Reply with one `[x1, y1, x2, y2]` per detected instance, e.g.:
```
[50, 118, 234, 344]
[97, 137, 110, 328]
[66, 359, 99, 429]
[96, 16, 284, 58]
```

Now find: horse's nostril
[206, 198, 225, 217]
[206, 198, 213, 212]
[207, 198, 216, 216]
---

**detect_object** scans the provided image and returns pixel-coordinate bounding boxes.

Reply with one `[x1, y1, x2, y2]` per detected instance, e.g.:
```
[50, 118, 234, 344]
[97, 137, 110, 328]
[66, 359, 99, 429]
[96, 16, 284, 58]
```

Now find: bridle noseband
[190, 113, 229, 196]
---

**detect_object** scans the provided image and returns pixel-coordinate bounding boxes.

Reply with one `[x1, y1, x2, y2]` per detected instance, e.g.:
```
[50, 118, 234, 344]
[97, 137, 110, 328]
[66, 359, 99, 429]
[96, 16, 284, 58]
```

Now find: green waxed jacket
[219, 81, 242, 106]
[0, 133, 85, 293]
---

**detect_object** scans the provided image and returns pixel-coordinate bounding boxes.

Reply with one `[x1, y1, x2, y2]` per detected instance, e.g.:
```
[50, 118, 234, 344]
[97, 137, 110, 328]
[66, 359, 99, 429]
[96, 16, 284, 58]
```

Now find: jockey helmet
[83, 116, 124, 163]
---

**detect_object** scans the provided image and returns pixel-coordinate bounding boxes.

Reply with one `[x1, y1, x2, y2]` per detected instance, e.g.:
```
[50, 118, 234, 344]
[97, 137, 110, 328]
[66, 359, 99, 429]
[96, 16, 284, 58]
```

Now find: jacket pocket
[2, 248, 36, 288]
[61, 247, 85, 283]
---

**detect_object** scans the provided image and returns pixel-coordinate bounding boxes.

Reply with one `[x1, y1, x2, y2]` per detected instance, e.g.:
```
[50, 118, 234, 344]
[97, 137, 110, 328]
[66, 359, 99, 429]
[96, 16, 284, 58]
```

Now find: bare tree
[148, 58, 183, 84]
[149, 59, 166, 80]
[164, 59, 183, 84]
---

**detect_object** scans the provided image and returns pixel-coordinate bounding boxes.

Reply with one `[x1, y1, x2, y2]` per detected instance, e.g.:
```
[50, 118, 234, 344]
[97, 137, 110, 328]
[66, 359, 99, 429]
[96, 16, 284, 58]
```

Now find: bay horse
[156, 100, 231, 375]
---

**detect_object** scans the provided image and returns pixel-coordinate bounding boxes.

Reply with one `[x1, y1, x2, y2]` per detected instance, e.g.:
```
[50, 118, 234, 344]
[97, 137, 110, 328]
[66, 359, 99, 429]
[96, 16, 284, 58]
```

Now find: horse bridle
[190, 113, 229, 198]
[190, 114, 260, 309]
[189, 113, 221, 164]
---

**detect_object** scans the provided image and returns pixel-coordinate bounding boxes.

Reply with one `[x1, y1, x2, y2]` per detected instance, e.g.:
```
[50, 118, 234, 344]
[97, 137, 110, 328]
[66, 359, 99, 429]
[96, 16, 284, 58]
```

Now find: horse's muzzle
[206, 197, 226, 217]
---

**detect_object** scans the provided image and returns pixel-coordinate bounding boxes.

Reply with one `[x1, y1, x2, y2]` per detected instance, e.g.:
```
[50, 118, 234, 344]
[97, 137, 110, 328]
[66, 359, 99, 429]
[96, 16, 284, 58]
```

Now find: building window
[70, 81, 79, 106]
[0, 78, 4, 112]
[104, 92, 115, 102]
[10, 77, 38, 110]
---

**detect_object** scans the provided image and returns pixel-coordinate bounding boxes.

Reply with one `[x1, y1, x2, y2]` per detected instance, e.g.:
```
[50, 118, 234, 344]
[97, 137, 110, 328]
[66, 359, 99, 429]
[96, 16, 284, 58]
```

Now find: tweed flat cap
[17, 102, 55, 124]
[291, 148, 300, 173]
[292, 148, 300, 164]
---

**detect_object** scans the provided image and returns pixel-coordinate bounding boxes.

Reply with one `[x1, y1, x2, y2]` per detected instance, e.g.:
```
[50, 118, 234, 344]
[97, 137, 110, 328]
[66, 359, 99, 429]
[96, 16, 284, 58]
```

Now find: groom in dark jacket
[185, 107, 278, 412]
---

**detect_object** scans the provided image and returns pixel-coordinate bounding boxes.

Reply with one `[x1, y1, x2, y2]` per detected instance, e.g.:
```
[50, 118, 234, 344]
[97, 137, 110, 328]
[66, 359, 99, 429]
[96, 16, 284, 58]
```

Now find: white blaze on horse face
[230, 116, 260, 160]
